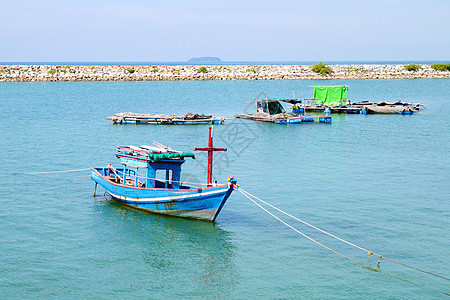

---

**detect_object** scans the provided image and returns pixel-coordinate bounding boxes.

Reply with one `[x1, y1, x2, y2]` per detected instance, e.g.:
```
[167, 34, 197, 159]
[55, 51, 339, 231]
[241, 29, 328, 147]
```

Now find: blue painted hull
[90, 168, 235, 221]
[399, 110, 414, 115]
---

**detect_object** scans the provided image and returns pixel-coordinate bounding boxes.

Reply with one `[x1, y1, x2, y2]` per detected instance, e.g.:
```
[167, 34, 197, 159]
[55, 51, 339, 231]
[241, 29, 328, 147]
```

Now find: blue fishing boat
[91, 127, 237, 221]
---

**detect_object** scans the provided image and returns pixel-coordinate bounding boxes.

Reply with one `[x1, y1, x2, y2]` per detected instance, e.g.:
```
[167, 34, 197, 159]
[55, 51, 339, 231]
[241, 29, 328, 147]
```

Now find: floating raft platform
[107, 112, 228, 125]
[236, 113, 331, 124]
[236, 98, 331, 124]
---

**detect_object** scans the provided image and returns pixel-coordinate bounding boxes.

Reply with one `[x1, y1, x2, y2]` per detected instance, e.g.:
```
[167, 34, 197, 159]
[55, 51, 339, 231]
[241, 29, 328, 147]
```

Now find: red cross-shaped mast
[194, 126, 227, 186]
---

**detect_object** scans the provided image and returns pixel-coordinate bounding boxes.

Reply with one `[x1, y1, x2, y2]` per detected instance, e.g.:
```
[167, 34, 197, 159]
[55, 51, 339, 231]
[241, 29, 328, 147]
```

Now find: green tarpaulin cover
[147, 152, 195, 162]
[312, 86, 348, 105]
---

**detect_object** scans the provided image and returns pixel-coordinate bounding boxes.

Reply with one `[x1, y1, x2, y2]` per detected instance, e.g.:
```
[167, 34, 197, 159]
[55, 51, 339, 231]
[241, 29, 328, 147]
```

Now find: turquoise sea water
[0, 79, 449, 298]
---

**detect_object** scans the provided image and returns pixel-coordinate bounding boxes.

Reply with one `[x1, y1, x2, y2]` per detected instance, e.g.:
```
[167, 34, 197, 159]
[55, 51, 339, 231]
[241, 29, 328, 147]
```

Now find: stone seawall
[1, 64, 449, 82]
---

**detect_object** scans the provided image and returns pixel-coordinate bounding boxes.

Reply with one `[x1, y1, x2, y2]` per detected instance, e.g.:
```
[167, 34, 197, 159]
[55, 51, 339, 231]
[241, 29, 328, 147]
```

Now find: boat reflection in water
[98, 200, 239, 297]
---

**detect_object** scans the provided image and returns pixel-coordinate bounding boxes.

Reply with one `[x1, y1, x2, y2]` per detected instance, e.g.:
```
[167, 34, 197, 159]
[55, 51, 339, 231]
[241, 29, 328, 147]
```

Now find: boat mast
[194, 126, 227, 186]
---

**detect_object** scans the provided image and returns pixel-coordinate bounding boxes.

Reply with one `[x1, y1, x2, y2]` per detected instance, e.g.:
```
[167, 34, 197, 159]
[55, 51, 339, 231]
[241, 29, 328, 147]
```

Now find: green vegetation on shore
[431, 63, 450, 71]
[311, 62, 333, 75]
[197, 66, 209, 73]
[404, 64, 421, 71]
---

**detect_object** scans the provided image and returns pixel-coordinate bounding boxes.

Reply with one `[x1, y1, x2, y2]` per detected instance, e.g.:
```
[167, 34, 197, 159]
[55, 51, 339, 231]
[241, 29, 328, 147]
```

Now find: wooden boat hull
[304, 104, 418, 114]
[90, 168, 235, 221]
[364, 105, 415, 114]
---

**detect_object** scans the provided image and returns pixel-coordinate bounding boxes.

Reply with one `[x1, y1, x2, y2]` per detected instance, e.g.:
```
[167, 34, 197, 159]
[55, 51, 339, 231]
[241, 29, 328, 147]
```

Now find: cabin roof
[115, 145, 195, 167]
[147, 152, 195, 163]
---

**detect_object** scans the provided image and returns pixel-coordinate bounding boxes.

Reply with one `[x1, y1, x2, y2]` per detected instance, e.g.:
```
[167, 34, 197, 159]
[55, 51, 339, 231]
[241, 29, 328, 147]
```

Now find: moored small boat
[91, 127, 237, 221]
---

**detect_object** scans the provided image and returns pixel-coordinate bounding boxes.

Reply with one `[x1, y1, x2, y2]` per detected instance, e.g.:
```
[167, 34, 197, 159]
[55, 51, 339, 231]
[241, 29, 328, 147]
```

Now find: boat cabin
[144, 159, 183, 189]
[110, 146, 195, 189]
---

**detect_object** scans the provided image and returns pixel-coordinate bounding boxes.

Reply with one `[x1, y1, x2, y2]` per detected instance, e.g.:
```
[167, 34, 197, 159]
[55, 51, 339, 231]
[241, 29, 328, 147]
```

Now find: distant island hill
[188, 57, 221, 63]
[1, 63, 449, 82]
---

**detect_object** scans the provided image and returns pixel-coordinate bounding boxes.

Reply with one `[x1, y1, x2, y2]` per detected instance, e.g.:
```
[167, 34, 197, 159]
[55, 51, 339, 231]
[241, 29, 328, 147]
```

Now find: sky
[0, 0, 449, 62]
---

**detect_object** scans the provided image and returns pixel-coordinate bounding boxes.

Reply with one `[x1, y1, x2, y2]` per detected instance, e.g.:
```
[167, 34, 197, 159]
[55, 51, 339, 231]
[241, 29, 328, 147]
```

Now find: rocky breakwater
[1, 64, 449, 82]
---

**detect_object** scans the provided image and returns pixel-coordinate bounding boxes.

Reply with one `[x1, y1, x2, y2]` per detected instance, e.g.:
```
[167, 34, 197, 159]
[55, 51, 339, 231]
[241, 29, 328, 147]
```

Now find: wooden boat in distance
[304, 101, 424, 114]
[91, 127, 237, 221]
[304, 86, 425, 114]
[255, 87, 425, 115]
[107, 112, 228, 125]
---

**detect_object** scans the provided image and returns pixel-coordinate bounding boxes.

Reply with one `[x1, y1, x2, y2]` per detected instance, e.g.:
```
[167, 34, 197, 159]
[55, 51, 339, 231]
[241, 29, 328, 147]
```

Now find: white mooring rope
[237, 187, 449, 296]
[239, 188, 449, 281]
[12, 167, 209, 186]
[51, 165, 210, 189]
[12, 168, 91, 175]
